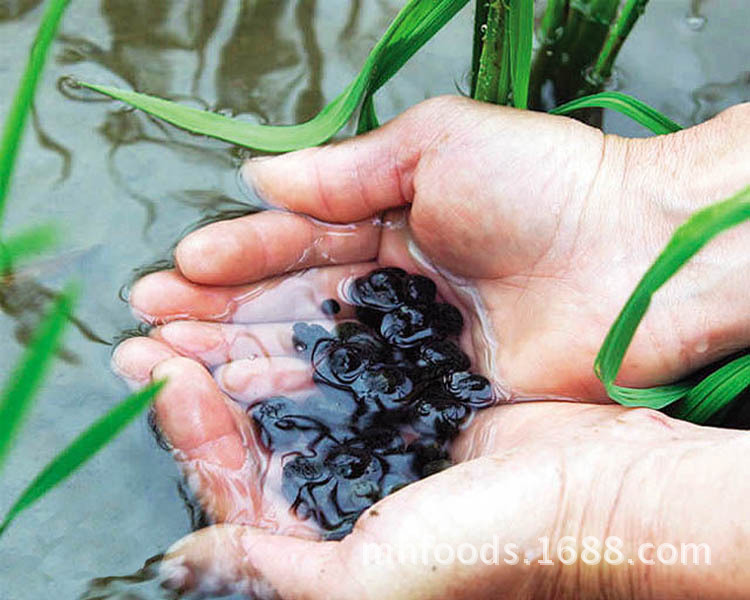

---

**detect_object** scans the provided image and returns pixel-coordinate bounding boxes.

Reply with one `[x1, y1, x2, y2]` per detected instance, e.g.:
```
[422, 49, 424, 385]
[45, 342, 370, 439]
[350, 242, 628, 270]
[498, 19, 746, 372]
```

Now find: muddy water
[0, 1, 747, 598]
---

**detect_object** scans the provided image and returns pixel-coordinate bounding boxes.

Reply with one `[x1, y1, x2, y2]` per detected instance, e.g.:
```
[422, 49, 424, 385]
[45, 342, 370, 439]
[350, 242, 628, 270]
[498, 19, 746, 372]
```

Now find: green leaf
[0, 284, 77, 472]
[550, 91, 682, 135]
[508, 0, 534, 109]
[595, 185, 750, 415]
[0, 0, 71, 227]
[0, 381, 165, 537]
[672, 354, 750, 424]
[80, 0, 469, 152]
[357, 95, 380, 135]
[0, 223, 60, 272]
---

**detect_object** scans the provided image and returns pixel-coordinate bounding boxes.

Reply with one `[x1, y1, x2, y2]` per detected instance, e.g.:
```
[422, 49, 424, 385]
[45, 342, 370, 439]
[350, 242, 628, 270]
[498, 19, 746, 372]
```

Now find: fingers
[150, 357, 264, 524]
[241, 123, 417, 224]
[160, 525, 346, 598]
[128, 265, 376, 325]
[175, 210, 381, 286]
[158, 455, 558, 600]
[150, 320, 326, 367]
[214, 357, 314, 404]
[111, 336, 178, 389]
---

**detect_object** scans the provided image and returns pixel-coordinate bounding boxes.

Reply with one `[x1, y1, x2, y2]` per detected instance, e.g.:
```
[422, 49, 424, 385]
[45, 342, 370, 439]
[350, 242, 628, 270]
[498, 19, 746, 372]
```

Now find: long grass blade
[80, 0, 469, 152]
[673, 354, 750, 424]
[550, 91, 682, 134]
[507, 0, 534, 109]
[0, 381, 165, 537]
[0, 0, 71, 227]
[0, 223, 59, 273]
[0, 284, 76, 471]
[595, 186, 750, 413]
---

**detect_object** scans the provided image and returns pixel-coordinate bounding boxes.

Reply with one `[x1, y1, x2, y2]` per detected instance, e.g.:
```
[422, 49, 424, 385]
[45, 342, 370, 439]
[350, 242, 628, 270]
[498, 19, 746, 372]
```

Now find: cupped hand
[111, 97, 750, 598]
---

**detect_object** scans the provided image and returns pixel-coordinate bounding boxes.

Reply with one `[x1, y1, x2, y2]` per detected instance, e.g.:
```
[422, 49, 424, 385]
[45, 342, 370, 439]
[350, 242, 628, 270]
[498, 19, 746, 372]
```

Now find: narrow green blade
[0, 0, 71, 226]
[0, 223, 59, 272]
[0, 381, 165, 537]
[595, 186, 750, 414]
[550, 91, 682, 135]
[0, 284, 76, 471]
[508, 0, 534, 109]
[673, 354, 750, 424]
[81, 0, 469, 152]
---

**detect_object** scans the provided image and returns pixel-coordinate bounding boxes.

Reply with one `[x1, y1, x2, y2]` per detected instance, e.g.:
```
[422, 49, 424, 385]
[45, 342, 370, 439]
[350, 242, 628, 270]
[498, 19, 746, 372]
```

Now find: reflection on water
[30, 105, 72, 182]
[56, 0, 325, 234]
[0, 0, 42, 21]
[1, 0, 749, 598]
[1, 268, 107, 362]
[690, 72, 750, 124]
[77, 553, 177, 600]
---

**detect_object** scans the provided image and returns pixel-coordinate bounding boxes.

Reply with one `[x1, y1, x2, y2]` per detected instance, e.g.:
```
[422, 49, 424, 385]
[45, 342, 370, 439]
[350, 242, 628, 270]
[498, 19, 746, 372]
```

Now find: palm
[110, 97, 717, 597]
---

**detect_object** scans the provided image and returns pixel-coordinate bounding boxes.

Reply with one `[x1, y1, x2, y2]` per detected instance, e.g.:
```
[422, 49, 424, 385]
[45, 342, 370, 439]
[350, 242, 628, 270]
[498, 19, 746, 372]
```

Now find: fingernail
[238, 158, 276, 209]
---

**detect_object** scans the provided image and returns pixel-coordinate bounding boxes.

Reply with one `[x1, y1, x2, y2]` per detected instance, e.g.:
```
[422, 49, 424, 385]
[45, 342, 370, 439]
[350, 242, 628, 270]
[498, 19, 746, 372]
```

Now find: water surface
[0, 1, 748, 598]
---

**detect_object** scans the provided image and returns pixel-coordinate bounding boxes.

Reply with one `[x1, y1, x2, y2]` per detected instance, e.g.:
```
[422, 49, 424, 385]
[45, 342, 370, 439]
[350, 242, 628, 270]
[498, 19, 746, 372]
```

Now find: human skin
[111, 97, 750, 598]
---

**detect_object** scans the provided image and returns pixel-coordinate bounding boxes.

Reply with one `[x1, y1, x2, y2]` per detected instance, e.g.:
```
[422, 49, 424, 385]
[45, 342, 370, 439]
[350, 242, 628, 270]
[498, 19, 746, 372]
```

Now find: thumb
[241, 96, 483, 224]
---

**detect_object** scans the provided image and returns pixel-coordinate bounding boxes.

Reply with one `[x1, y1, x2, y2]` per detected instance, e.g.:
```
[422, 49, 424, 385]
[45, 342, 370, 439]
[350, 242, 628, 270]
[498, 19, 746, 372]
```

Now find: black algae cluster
[250, 268, 494, 539]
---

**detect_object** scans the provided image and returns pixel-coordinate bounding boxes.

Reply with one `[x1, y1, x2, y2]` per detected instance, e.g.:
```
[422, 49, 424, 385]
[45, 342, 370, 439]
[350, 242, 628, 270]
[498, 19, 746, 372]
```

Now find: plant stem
[538, 0, 569, 44]
[473, 0, 509, 104]
[471, 0, 491, 95]
[592, 0, 650, 83]
[0, 0, 71, 229]
[529, 0, 619, 120]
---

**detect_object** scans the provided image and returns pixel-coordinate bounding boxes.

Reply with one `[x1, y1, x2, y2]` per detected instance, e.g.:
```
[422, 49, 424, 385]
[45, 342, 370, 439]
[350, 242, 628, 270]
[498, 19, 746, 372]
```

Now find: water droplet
[685, 14, 707, 31]
[694, 339, 709, 354]
[480, 24, 488, 33]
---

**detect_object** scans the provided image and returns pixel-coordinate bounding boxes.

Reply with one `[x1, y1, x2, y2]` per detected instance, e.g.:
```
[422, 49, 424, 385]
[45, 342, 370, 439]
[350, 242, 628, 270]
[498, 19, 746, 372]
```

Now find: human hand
[169, 97, 750, 400]
[111, 336, 750, 599]
[111, 97, 750, 598]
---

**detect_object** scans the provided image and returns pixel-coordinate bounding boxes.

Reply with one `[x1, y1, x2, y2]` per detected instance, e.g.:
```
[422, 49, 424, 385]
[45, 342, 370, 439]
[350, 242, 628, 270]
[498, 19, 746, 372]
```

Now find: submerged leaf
[0, 284, 76, 471]
[0, 381, 165, 537]
[81, 0, 469, 153]
[595, 186, 750, 418]
[550, 91, 682, 135]
[0, 223, 60, 272]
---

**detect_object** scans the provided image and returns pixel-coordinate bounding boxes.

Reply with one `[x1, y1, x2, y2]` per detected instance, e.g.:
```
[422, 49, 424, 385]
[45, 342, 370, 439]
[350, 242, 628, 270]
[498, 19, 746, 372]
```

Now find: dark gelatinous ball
[429, 303, 464, 337]
[312, 340, 367, 386]
[444, 371, 494, 407]
[411, 394, 472, 441]
[416, 339, 470, 373]
[248, 268, 495, 540]
[321, 299, 341, 315]
[252, 398, 332, 452]
[380, 305, 434, 347]
[405, 274, 437, 305]
[351, 367, 414, 411]
[350, 267, 407, 310]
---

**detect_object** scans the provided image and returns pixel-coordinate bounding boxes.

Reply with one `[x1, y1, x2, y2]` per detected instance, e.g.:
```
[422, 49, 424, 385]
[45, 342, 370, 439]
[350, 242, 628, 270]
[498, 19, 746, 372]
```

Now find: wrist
[615, 105, 750, 380]
[623, 430, 750, 599]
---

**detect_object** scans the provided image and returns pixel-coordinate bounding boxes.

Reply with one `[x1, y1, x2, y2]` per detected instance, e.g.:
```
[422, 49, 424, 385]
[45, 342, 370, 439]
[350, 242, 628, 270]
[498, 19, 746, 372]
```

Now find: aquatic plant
[0, 0, 164, 539]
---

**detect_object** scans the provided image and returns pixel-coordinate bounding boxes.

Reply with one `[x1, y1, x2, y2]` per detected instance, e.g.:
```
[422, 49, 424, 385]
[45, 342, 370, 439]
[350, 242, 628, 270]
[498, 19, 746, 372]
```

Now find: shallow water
[0, 1, 748, 598]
